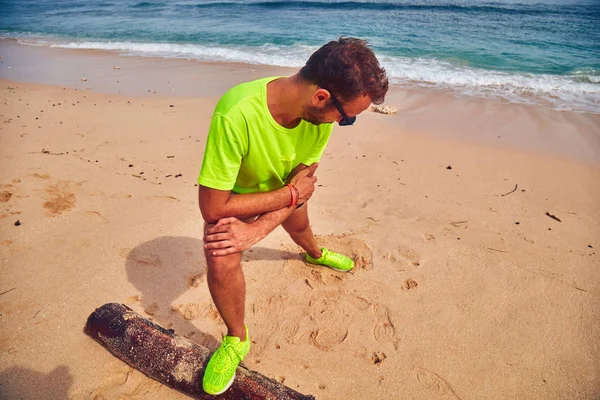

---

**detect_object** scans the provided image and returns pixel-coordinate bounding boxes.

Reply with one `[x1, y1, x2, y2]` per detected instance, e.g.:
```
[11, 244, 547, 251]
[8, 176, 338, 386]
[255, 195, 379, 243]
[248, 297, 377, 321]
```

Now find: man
[198, 37, 388, 395]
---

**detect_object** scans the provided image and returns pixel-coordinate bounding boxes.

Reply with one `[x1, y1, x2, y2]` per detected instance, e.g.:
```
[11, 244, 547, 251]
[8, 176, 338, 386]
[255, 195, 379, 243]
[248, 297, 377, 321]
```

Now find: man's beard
[301, 105, 330, 125]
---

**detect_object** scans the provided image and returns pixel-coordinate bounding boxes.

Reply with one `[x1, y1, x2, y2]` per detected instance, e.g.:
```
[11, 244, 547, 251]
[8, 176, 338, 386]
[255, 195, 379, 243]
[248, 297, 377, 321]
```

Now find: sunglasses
[328, 92, 356, 126]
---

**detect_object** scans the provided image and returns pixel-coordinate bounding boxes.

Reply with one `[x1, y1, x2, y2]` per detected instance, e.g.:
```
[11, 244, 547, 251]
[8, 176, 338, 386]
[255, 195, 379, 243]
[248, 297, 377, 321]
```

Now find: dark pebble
[129, 164, 133, 167]
[14, 220, 21, 226]
[447, 166, 452, 170]
[175, 174, 182, 178]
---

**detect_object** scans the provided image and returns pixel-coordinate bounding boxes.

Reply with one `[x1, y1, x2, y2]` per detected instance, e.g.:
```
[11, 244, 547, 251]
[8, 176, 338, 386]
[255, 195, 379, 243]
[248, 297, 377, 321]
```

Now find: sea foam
[47, 39, 600, 113]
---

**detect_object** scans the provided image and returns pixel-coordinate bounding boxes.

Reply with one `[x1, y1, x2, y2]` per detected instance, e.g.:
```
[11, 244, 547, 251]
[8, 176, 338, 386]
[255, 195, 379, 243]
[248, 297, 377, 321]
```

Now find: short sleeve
[301, 124, 333, 165]
[198, 114, 248, 190]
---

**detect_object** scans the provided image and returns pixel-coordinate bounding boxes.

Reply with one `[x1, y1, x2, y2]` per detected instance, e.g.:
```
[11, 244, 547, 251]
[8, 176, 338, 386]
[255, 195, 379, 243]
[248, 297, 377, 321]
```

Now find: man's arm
[203, 205, 297, 257]
[199, 163, 317, 224]
[202, 163, 319, 256]
[199, 185, 291, 224]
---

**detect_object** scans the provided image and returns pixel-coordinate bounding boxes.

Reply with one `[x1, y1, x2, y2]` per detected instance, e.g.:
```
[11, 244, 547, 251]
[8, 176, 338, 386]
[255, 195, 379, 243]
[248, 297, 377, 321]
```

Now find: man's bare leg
[204, 248, 246, 340]
[281, 204, 322, 259]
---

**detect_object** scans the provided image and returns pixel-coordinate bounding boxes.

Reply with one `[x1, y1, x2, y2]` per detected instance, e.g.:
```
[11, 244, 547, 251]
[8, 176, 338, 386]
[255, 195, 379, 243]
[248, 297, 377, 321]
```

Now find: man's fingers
[204, 240, 231, 250]
[209, 246, 240, 257]
[205, 224, 232, 235]
[211, 248, 237, 257]
[214, 217, 238, 227]
[306, 162, 319, 178]
[203, 233, 229, 242]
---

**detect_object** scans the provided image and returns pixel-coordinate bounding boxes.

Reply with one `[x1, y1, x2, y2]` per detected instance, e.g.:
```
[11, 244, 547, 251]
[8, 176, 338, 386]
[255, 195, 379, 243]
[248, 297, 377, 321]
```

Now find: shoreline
[2, 30, 599, 115]
[2, 38, 599, 111]
[1, 40, 599, 165]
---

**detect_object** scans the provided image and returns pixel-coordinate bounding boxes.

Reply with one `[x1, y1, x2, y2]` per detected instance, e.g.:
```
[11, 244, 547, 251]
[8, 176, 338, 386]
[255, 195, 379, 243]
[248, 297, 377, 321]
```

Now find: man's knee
[205, 251, 242, 280]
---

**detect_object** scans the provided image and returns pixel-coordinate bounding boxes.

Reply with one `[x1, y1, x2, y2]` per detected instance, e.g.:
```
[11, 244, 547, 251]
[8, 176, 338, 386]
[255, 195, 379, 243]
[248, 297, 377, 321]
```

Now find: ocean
[1, 0, 599, 113]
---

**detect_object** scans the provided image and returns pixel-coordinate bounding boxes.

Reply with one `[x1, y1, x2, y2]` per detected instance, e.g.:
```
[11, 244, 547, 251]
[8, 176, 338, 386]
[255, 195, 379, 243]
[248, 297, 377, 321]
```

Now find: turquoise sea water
[1, 0, 599, 112]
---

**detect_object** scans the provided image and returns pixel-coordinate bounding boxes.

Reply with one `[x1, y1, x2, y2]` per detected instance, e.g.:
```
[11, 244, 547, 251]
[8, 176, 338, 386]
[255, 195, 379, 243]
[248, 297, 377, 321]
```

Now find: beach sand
[1, 43, 599, 399]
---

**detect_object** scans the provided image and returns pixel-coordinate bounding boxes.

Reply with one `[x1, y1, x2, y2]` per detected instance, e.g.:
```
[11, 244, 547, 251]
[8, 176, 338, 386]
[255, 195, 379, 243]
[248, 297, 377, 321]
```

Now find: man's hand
[203, 217, 262, 256]
[287, 162, 319, 205]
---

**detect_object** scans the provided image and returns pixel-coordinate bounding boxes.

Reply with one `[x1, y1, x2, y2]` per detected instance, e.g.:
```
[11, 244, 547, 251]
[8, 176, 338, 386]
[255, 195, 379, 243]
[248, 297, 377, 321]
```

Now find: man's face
[302, 94, 372, 126]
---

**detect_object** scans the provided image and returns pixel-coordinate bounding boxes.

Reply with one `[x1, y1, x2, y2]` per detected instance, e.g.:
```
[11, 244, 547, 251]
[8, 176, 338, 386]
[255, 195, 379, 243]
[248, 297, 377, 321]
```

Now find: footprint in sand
[413, 366, 461, 399]
[309, 290, 345, 324]
[282, 257, 342, 287]
[279, 319, 300, 344]
[42, 180, 78, 216]
[371, 303, 398, 346]
[370, 351, 387, 365]
[308, 327, 348, 351]
[307, 290, 350, 351]
[250, 293, 289, 332]
[349, 295, 371, 311]
[176, 302, 215, 321]
[388, 244, 422, 271]
[0, 191, 12, 202]
[251, 293, 286, 316]
[7, 173, 78, 217]
[0, 189, 17, 217]
[402, 278, 419, 291]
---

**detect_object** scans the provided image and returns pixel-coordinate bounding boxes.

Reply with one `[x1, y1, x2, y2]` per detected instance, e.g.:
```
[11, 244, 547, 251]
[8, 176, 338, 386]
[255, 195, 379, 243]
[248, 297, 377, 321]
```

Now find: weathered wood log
[85, 303, 315, 400]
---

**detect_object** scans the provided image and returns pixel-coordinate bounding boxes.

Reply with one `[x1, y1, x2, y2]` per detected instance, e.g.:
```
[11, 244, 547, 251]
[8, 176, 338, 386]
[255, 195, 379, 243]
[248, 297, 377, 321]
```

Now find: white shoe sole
[205, 374, 235, 396]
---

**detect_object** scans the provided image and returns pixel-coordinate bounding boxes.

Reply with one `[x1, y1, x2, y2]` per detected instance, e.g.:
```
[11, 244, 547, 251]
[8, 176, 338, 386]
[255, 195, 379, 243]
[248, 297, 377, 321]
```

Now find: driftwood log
[85, 303, 315, 400]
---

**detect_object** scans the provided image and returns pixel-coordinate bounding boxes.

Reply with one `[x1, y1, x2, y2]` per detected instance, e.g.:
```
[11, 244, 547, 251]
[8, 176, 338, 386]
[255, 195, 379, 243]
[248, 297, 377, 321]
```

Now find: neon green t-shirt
[198, 77, 333, 194]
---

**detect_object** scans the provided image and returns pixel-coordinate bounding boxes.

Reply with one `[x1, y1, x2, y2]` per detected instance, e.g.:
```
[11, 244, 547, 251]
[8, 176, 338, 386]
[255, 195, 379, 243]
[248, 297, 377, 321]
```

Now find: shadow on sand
[0, 365, 72, 399]
[124, 236, 298, 349]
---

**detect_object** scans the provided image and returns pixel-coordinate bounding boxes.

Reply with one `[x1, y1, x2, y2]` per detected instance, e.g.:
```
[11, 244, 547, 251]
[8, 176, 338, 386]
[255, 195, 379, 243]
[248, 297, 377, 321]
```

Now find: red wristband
[286, 183, 298, 207]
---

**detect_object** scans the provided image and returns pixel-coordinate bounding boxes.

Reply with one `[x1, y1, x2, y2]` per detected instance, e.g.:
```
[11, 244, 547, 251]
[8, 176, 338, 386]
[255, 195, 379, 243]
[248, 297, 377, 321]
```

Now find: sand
[0, 43, 599, 400]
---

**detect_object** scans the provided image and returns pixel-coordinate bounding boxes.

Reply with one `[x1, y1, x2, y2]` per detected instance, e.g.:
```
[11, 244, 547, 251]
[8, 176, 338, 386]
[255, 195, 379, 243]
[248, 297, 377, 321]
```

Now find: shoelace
[215, 342, 245, 368]
[323, 250, 345, 263]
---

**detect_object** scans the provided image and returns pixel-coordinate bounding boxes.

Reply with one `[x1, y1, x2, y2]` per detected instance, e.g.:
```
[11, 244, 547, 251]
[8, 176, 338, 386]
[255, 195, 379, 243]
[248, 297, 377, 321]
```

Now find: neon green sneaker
[305, 247, 354, 272]
[202, 325, 250, 395]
